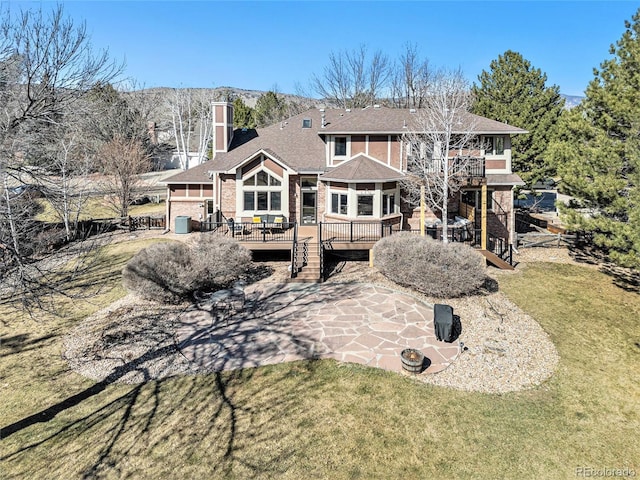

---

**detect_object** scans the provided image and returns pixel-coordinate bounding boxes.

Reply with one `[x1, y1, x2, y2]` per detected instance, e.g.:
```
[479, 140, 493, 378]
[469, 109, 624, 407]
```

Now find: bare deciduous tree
[390, 43, 433, 109]
[401, 69, 477, 243]
[0, 5, 121, 311]
[97, 136, 151, 218]
[170, 89, 213, 170]
[311, 45, 391, 108]
[42, 126, 94, 241]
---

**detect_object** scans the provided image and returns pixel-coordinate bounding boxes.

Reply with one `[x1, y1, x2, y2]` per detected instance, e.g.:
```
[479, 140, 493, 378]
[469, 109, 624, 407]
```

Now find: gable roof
[163, 106, 527, 184]
[210, 109, 341, 173]
[322, 106, 528, 135]
[320, 155, 405, 182]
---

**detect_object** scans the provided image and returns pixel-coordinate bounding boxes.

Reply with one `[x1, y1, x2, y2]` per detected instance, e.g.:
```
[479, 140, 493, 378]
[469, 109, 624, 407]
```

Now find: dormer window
[335, 137, 347, 156]
[302, 118, 312, 128]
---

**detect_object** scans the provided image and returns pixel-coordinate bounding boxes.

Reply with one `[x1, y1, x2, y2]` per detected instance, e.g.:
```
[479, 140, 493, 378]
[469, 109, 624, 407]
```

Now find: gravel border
[63, 246, 567, 393]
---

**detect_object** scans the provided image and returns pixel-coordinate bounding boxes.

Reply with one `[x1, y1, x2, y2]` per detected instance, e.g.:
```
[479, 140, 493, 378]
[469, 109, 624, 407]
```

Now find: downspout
[164, 185, 171, 233]
[481, 183, 487, 250]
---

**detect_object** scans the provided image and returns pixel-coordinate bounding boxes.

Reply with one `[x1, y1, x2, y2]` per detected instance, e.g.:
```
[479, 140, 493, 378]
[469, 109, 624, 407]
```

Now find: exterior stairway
[478, 249, 515, 270]
[288, 242, 322, 283]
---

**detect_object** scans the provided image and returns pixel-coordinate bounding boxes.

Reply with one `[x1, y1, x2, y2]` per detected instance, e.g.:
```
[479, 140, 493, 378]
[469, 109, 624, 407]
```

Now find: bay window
[331, 193, 348, 215]
[357, 195, 374, 216]
[382, 193, 395, 216]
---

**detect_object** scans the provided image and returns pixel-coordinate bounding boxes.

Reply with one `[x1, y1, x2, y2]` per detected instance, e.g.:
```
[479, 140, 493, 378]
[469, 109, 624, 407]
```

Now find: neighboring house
[163, 102, 526, 279]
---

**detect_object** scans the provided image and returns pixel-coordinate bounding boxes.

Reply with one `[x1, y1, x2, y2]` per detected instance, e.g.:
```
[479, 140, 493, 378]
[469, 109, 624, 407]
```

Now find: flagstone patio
[176, 283, 461, 375]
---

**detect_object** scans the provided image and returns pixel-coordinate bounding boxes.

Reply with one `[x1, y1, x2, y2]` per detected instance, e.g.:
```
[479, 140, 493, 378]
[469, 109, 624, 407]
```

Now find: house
[163, 101, 526, 279]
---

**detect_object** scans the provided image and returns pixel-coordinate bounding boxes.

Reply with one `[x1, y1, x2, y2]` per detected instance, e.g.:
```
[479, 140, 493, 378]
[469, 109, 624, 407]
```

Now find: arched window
[242, 170, 283, 212]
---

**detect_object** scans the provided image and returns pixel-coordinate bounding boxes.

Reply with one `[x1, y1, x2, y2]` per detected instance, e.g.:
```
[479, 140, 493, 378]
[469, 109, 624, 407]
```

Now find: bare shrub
[190, 236, 252, 291]
[373, 232, 486, 298]
[122, 238, 252, 304]
[122, 242, 195, 303]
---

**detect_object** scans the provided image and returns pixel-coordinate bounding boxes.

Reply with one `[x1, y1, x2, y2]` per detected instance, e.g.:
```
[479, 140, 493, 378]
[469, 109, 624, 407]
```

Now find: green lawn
[35, 197, 166, 222]
[1, 247, 638, 479]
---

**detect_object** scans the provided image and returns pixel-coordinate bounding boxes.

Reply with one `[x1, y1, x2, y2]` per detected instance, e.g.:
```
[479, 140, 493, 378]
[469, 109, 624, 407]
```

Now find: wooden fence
[517, 232, 578, 248]
[127, 215, 166, 231]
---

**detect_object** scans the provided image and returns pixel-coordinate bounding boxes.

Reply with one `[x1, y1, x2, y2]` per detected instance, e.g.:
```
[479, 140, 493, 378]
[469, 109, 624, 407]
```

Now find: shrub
[122, 238, 252, 303]
[373, 232, 486, 298]
[122, 242, 195, 303]
[190, 236, 252, 291]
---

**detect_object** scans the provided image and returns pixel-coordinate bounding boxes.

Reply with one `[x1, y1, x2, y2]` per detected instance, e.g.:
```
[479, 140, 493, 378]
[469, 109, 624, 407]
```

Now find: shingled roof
[319, 155, 405, 182]
[163, 106, 526, 184]
[322, 106, 528, 135]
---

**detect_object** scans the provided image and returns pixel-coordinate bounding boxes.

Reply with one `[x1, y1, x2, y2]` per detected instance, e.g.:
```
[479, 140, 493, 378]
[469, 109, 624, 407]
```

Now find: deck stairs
[478, 249, 515, 270]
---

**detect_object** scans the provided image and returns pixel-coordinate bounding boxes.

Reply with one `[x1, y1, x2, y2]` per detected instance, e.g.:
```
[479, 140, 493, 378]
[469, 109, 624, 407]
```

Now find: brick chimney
[212, 101, 234, 156]
[147, 121, 158, 145]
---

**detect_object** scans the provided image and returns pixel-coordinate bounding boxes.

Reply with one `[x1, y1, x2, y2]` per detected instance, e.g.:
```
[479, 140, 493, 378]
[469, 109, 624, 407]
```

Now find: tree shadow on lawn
[0, 333, 58, 358]
[569, 245, 640, 294]
[0, 283, 363, 478]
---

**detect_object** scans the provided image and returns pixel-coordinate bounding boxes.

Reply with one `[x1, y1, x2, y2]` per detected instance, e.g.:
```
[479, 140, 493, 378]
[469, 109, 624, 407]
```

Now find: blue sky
[10, 1, 640, 96]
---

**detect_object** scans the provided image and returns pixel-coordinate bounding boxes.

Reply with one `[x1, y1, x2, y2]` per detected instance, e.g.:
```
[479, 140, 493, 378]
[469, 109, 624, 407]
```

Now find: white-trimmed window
[484, 136, 505, 156]
[334, 137, 347, 156]
[331, 193, 348, 215]
[206, 200, 215, 216]
[357, 195, 374, 216]
[242, 170, 283, 211]
[382, 193, 396, 216]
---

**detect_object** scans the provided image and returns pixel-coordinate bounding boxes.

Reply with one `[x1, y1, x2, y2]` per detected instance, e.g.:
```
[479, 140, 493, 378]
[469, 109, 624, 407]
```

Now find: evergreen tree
[254, 91, 286, 127]
[472, 50, 565, 187]
[233, 97, 256, 129]
[547, 10, 640, 268]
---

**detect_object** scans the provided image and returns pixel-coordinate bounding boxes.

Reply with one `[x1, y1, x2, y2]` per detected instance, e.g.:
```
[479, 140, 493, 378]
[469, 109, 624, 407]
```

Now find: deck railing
[410, 222, 476, 245]
[319, 221, 396, 244]
[290, 224, 299, 277]
[201, 220, 297, 243]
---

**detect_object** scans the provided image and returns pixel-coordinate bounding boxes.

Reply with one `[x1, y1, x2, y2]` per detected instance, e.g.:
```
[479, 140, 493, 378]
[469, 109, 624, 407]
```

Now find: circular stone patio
[176, 283, 460, 375]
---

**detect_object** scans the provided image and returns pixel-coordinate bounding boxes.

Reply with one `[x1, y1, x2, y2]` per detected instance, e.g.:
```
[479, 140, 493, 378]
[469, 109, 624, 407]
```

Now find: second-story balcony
[407, 155, 486, 178]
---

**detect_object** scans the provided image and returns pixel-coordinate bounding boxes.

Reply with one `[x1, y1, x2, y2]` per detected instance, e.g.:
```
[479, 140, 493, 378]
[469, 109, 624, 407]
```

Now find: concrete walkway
[176, 283, 460, 375]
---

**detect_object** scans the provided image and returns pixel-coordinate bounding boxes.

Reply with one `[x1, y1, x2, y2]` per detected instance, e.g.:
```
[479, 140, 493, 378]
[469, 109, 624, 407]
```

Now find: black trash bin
[434, 303, 454, 342]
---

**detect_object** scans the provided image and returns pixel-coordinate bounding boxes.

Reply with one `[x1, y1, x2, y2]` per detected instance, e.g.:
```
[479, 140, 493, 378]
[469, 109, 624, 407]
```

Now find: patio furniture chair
[230, 280, 246, 312]
[227, 218, 244, 235]
[271, 216, 285, 233]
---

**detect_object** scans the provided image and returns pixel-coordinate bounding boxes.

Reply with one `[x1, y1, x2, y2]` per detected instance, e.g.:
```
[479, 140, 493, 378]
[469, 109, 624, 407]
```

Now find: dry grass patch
[35, 197, 166, 222]
[1, 243, 638, 479]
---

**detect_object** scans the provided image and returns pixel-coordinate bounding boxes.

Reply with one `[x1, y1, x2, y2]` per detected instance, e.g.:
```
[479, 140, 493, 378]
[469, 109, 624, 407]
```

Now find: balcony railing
[407, 155, 485, 178]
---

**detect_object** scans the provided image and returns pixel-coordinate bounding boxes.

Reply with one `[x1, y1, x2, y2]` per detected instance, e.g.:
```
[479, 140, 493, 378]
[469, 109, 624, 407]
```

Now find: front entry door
[301, 191, 317, 225]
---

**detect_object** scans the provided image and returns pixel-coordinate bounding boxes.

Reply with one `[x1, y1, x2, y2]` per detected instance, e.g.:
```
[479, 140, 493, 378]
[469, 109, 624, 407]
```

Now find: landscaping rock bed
[64, 296, 193, 384]
[64, 243, 564, 393]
